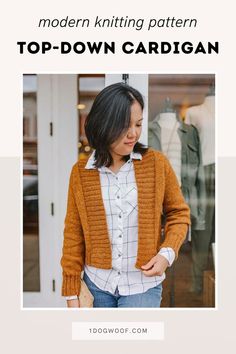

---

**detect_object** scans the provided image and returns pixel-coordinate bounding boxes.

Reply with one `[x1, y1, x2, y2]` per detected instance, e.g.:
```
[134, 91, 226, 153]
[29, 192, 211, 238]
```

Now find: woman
[60, 82, 190, 308]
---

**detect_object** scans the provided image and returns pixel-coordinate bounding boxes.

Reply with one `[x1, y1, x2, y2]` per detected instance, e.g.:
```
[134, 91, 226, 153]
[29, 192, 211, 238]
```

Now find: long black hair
[84, 82, 149, 168]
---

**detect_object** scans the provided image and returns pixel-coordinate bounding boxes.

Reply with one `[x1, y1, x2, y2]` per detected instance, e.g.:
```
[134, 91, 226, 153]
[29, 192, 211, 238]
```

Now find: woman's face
[109, 100, 143, 160]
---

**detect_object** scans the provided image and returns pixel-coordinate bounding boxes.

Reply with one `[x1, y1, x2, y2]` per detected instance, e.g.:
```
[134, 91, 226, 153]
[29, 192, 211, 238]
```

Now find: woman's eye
[136, 124, 142, 127]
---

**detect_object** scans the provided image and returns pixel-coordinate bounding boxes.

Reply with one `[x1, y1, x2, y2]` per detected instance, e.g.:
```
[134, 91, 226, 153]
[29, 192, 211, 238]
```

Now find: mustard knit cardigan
[60, 148, 191, 296]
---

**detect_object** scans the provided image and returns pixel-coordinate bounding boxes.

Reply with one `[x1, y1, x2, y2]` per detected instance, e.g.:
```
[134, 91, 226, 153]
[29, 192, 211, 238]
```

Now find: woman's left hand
[141, 254, 169, 276]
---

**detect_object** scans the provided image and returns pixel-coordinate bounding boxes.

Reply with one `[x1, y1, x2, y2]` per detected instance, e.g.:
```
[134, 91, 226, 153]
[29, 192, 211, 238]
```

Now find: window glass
[77, 74, 105, 159]
[148, 74, 215, 307]
[23, 74, 40, 292]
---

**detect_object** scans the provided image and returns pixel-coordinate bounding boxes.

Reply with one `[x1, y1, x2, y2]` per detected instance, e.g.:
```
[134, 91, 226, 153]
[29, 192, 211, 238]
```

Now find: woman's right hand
[67, 298, 80, 308]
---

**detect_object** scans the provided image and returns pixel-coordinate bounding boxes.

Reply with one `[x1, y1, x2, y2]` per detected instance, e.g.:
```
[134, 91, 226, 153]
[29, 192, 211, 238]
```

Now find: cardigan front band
[60, 147, 191, 296]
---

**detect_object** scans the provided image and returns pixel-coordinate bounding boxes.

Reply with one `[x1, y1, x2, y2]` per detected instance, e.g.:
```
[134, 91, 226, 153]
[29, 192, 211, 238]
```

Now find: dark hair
[84, 82, 149, 168]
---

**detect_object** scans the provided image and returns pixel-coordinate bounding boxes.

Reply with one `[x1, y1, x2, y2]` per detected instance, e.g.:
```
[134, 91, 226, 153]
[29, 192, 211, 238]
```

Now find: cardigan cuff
[160, 224, 189, 260]
[61, 273, 82, 296]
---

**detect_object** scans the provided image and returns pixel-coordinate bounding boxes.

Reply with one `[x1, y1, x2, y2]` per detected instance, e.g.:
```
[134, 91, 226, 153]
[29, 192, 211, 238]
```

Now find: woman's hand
[67, 298, 80, 308]
[141, 254, 169, 276]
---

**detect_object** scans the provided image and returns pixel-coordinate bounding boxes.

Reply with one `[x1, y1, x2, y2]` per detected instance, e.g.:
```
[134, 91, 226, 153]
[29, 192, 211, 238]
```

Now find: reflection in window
[23, 74, 40, 292]
[148, 74, 215, 307]
[77, 74, 105, 159]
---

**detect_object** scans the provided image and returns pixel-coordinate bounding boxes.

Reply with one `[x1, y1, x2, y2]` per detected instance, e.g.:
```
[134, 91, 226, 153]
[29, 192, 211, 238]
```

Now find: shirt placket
[113, 173, 124, 281]
[104, 167, 125, 291]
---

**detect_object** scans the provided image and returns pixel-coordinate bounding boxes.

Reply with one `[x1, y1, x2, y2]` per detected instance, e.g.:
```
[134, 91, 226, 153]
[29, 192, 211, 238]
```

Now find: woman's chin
[124, 146, 134, 153]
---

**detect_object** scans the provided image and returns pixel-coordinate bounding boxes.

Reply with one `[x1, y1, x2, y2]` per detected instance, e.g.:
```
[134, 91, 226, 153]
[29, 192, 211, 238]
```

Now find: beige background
[1, 0, 236, 351]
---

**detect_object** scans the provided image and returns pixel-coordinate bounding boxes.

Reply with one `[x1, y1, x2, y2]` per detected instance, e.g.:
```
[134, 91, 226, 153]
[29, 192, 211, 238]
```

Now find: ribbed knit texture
[60, 148, 191, 296]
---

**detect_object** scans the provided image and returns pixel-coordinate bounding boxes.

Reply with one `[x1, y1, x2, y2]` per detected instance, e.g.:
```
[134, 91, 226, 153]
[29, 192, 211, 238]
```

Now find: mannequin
[185, 83, 215, 294]
[158, 111, 182, 186]
[148, 98, 206, 233]
[185, 90, 215, 166]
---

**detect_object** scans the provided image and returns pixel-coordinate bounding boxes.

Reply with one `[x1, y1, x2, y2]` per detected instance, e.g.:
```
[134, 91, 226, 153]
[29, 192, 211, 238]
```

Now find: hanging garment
[148, 117, 206, 231]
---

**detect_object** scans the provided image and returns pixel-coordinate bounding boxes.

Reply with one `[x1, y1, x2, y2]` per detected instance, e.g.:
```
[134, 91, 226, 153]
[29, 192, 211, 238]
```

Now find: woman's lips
[125, 141, 135, 146]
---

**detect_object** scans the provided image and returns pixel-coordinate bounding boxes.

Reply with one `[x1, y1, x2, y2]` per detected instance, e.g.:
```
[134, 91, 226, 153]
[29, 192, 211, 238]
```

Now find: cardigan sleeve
[60, 164, 85, 296]
[160, 156, 191, 260]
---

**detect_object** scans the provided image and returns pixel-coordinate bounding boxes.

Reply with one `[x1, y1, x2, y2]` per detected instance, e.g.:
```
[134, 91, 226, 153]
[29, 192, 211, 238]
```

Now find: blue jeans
[83, 272, 163, 308]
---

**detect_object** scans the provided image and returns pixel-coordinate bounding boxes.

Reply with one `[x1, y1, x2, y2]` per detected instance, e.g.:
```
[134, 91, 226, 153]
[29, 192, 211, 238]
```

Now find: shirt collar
[85, 149, 142, 170]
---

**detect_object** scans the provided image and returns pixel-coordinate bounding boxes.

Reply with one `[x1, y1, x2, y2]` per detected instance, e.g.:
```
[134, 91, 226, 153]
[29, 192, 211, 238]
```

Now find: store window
[23, 74, 40, 292]
[148, 74, 215, 307]
[77, 74, 105, 159]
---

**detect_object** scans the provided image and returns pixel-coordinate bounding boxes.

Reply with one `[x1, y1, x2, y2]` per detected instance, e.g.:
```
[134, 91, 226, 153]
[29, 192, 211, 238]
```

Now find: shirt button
[118, 271, 121, 275]
[116, 177, 118, 180]
[118, 253, 122, 257]
[119, 214, 122, 218]
[117, 195, 120, 199]
[119, 234, 122, 238]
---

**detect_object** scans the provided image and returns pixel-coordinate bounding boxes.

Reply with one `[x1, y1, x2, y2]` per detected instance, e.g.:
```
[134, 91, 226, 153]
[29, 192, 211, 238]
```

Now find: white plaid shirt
[65, 150, 175, 299]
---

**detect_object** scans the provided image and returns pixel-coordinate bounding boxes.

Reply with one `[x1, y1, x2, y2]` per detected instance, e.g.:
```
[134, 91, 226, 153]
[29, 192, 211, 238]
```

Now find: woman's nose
[127, 127, 136, 138]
